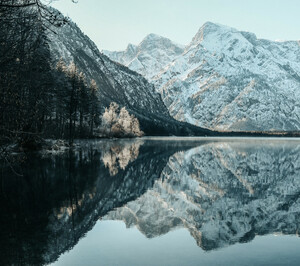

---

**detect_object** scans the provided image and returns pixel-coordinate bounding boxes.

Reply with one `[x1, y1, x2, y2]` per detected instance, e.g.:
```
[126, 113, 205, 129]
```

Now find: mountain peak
[190, 21, 237, 46]
[139, 33, 184, 52]
[201, 21, 234, 32]
[144, 33, 162, 40]
[142, 33, 167, 43]
[201, 21, 223, 29]
[125, 43, 137, 53]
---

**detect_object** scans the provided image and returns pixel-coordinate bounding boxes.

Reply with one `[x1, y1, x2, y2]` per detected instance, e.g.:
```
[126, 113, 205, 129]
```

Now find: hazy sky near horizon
[51, 0, 300, 51]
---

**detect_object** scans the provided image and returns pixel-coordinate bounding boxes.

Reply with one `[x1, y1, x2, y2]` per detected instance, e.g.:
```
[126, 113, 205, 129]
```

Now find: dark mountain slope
[48, 13, 211, 136]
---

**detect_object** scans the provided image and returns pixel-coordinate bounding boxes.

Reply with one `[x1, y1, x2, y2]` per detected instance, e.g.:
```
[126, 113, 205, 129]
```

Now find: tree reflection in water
[1, 139, 300, 265]
[101, 140, 144, 176]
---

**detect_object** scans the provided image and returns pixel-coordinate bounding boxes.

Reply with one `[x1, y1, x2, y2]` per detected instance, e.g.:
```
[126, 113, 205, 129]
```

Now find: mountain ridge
[105, 22, 300, 132]
[102, 33, 184, 80]
[46, 10, 211, 136]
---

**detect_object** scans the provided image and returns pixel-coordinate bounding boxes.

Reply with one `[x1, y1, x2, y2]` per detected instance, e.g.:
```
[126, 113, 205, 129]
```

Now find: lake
[1, 137, 300, 265]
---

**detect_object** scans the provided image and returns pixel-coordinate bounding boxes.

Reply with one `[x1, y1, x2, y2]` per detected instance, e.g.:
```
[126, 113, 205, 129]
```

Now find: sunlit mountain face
[1, 139, 300, 264]
[105, 22, 300, 132]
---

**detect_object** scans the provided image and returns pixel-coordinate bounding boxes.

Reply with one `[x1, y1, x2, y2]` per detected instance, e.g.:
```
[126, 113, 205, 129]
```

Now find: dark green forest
[0, 1, 105, 151]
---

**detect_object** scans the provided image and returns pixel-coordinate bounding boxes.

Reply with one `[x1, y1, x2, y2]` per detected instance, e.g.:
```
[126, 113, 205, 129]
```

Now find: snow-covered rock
[103, 33, 184, 80]
[158, 22, 300, 131]
[105, 22, 300, 131]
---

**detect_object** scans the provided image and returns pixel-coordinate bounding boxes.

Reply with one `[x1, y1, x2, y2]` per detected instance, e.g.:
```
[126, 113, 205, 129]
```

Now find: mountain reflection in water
[1, 138, 300, 265]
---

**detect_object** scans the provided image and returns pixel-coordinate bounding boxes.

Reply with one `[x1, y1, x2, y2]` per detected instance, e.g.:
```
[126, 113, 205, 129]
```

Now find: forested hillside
[0, 1, 210, 155]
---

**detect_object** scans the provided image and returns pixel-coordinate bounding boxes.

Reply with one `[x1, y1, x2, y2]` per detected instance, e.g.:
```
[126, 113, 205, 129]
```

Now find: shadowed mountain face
[46, 9, 210, 136]
[1, 139, 300, 265]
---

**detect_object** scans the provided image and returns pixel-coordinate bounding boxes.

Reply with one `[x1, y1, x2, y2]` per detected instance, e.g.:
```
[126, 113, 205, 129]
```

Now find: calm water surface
[1, 138, 300, 265]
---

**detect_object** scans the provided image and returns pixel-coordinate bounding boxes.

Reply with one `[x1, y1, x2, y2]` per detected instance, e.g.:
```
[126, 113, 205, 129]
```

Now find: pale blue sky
[51, 0, 300, 51]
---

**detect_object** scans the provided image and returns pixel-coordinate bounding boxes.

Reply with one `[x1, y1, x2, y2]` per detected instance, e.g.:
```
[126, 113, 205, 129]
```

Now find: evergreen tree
[78, 72, 88, 137]
[66, 61, 80, 144]
[89, 79, 99, 137]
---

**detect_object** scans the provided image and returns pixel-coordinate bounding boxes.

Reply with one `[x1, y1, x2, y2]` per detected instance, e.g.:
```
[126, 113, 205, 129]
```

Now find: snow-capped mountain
[105, 140, 300, 250]
[103, 33, 184, 80]
[105, 22, 300, 132]
[46, 11, 210, 136]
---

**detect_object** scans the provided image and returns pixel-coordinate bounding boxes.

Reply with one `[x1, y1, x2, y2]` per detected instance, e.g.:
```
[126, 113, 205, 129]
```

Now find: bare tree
[101, 103, 144, 138]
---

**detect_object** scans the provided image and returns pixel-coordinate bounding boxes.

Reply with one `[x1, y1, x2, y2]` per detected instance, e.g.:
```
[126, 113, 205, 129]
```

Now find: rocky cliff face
[105, 140, 300, 250]
[47, 10, 209, 136]
[105, 22, 300, 131]
[103, 34, 184, 80]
